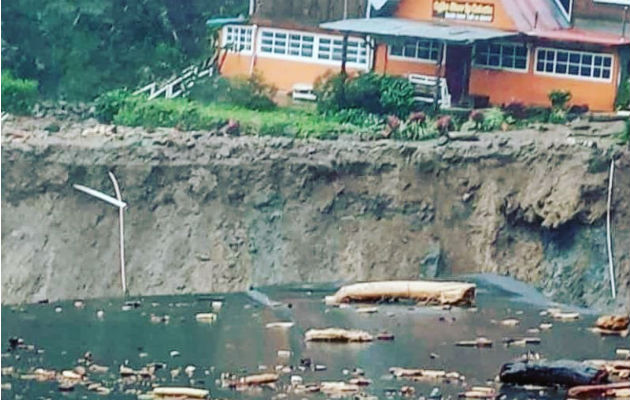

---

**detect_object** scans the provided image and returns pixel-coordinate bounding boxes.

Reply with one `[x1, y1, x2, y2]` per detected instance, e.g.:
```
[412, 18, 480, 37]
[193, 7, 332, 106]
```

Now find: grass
[112, 96, 366, 140]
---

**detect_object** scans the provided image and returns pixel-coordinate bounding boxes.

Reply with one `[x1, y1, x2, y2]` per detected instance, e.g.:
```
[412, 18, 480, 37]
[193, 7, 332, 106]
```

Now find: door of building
[445, 44, 472, 105]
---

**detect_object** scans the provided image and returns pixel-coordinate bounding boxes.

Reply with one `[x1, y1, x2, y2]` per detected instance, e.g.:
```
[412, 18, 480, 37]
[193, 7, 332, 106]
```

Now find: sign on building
[433, 0, 495, 22]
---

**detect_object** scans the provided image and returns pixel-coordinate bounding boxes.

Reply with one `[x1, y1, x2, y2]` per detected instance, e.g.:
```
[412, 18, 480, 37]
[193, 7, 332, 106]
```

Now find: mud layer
[2, 117, 629, 309]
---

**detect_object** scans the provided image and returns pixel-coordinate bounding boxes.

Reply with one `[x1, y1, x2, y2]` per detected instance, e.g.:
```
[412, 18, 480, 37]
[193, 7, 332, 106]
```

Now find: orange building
[218, 0, 630, 111]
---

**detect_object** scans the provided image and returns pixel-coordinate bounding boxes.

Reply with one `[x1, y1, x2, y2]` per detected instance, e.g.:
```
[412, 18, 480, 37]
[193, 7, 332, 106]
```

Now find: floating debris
[211, 301, 223, 312]
[500, 318, 520, 327]
[456, 337, 492, 348]
[277, 350, 291, 358]
[503, 337, 541, 346]
[459, 386, 496, 398]
[568, 382, 630, 398]
[265, 321, 294, 329]
[499, 359, 607, 386]
[305, 328, 373, 342]
[376, 332, 395, 341]
[290, 375, 303, 385]
[96, 310, 105, 319]
[616, 349, 630, 359]
[195, 313, 217, 323]
[356, 306, 378, 314]
[595, 315, 630, 331]
[319, 381, 361, 396]
[390, 367, 464, 382]
[152, 386, 210, 399]
[539, 323, 553, 330]
[547, 308, 580, 321]
[325, 280, 476, 306]
[73, 300, 85, 308]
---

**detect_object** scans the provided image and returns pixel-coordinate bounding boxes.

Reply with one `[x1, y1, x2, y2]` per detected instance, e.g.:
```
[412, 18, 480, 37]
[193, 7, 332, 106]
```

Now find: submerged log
[567, 382, 630, 398]
[305, 328, 373, 342]
[325, 280, 476, 306]
[499, 360, 608, 387]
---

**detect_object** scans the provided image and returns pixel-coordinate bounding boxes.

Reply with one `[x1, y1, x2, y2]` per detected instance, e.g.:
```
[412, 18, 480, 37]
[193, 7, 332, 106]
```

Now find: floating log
[567, 382, 630, 398]
[499, 360, 608, 387]
[324, 280, 475, 306]
[456, 337, 493, 348]
[459, 386, 496, 399]
[195, 313, 217, 323]
[152, 387, 210, 398]
[240, 373, 279, 385]
[305, 328, 373, 342]
[265, 321, 294, 329]
[547, 309, 580, 321]
[319, 381, 360, 396]
[595, 315, 629, 331]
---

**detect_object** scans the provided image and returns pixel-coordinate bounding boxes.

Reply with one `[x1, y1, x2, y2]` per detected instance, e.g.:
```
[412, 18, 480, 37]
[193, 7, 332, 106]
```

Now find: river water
[1, 274, 626, 399]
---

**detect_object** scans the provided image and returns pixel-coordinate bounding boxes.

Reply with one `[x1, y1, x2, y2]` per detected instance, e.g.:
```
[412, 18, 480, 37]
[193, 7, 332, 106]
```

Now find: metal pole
[623, 6, 628, 38]
[606, 160, 616, 299]
[108, 171, 127, 295]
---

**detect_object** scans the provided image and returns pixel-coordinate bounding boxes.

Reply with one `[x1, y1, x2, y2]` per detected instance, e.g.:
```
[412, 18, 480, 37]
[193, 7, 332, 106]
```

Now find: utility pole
[73, 171, 128, 295]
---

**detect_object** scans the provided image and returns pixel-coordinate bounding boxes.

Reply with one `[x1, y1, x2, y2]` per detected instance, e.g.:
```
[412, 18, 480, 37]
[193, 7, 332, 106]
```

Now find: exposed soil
[2, 116, 629, 310]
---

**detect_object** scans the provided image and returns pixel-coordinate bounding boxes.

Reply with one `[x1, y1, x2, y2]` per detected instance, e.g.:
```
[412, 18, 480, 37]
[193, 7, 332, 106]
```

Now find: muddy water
[1, 274, 625, 399]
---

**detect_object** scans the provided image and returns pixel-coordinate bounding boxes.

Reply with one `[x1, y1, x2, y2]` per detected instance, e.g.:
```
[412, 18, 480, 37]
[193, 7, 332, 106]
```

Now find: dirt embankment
[2, 117, 629, 309]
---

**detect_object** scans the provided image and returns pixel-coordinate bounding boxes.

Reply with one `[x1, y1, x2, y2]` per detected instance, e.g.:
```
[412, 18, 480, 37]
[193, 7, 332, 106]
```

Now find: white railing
[134, 65, 213, 100]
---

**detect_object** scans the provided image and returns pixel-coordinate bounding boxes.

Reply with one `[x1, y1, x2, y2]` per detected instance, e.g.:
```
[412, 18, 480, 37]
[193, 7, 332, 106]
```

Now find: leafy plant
[548, 108, 567, 124]
[94, 89, 135, 123]
[315, 72, 416, 117]
[481, 107, 506, 132]
[1, 70, 38, 115]
[615, 79, 630, 110]
[549, 89, 572, 110]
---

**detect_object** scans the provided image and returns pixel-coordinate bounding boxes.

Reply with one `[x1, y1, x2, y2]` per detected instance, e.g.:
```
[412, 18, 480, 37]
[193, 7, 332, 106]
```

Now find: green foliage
[189, 73, 277, 111]
[1, 70, 38, 115]
[315, 72, 416, 117]
[329, 108, 384, 128]
[480, 107, 506, 132]
[94, 89, 135, 123]
[1, 0, 247, 100]
[620, 118, 629, 145]
[548, 108, 567, 124]
[587, 154, 609, 173]
[615, 79, 630, 110]
[549, 89, 572, 110]
[109, 96, 356, 139]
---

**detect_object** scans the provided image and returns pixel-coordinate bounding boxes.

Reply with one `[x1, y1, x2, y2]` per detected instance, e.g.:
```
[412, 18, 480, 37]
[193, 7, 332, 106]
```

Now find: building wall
[394, 0, 519, 30]
[573, 0, 627, 20]
[469, 45, 620, 111]
[220, 52, 362, 91]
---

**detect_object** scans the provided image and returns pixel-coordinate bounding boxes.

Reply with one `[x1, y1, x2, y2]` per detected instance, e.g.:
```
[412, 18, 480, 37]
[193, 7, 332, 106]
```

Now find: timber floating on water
[324, 280, 476, 306]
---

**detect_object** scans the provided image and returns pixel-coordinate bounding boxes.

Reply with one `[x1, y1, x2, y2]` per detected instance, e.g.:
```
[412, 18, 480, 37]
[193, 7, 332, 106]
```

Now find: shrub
[332, 108, 383, 127]
[548, 108, 567, 124]
[503, 101, 527, 120]
[227, 72, 277, 111]
[469, 110, 484, 130]
[1, 70, 38, 115]
[549, 89, 572, 110]
[615, 79, 630, 110]
[315, 72, 416, 117]
[436, 115, 453, 135]
[481, 107, 506, 132]
[94, 89, 135, 123]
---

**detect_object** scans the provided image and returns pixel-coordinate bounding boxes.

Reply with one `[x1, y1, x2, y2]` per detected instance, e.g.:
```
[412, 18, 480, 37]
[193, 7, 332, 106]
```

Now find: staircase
[133, 64, 213, 100]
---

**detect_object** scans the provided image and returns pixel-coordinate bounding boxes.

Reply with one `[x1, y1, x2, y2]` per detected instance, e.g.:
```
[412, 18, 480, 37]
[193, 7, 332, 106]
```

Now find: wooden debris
[390, 367, 463, 382]
[584, 360, 630, 377]
[456, 337, 493, 348]
[547, 309, 580, 321]
[595, 315, 629, 331]
[152, 387, 210, 399]
[459, 386, 496, 399]
[348, 377, 372, 386]
[500, 318, 520, 327]
[319, 381, 361, 396]
[34, 368, 57, 381]
[195, 313, 217, 323]
[265, 321, 294, 329]
[324, 280, 476, 306]
[376, 332, 395, 341]
[568, 382, 630, 398]
[239, 373, 279, 386]
[356, 306, 378, 314]
[499, 360, 607, 387]
[305, 328, 373, 342]
[590, 327, 629, 337]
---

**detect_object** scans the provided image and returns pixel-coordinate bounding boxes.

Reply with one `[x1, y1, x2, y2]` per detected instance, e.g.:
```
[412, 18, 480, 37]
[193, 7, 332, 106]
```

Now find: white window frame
[387, 39, 441, 64]
[534, 47, 614, 82]
[553, 0, 573, 22]
[472, 41, 530, 73]
[222, 25, 254, 54]
[256, 27, 369, 68]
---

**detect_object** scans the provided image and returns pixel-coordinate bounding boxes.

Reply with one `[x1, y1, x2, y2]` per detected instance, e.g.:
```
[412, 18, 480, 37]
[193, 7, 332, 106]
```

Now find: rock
[499, 360, 608, 387]
[290, 375, 303, 385]
[170, 350, 180, 357]
[455, 337, 492, 348]
[437, 136, 449, 146]
[96, 310, 105, 319]
[500, 318, 520, 326]
[277, 350, 291, 358]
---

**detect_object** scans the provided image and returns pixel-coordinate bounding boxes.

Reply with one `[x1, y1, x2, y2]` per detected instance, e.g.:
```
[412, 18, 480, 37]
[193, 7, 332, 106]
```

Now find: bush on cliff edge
[1, 71, 38, 115]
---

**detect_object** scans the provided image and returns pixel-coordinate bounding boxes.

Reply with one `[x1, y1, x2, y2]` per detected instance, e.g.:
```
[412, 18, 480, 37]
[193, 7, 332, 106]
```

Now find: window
[317, 37, 368, 65]
[223, 25, 253, 52]
[389, 39, 440, 62]
[535, 48, 613, 80]
[474, 42, 528, 71]
[257, 28, 368, 67]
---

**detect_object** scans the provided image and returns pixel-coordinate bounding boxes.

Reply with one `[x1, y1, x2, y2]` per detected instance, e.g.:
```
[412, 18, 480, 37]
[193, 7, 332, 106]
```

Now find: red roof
[528, 27, 630, 45]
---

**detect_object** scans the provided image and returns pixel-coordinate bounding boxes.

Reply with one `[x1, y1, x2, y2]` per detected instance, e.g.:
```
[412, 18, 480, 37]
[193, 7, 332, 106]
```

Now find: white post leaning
[73, 171, 128, 295]
[606, 159, 616, 299]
